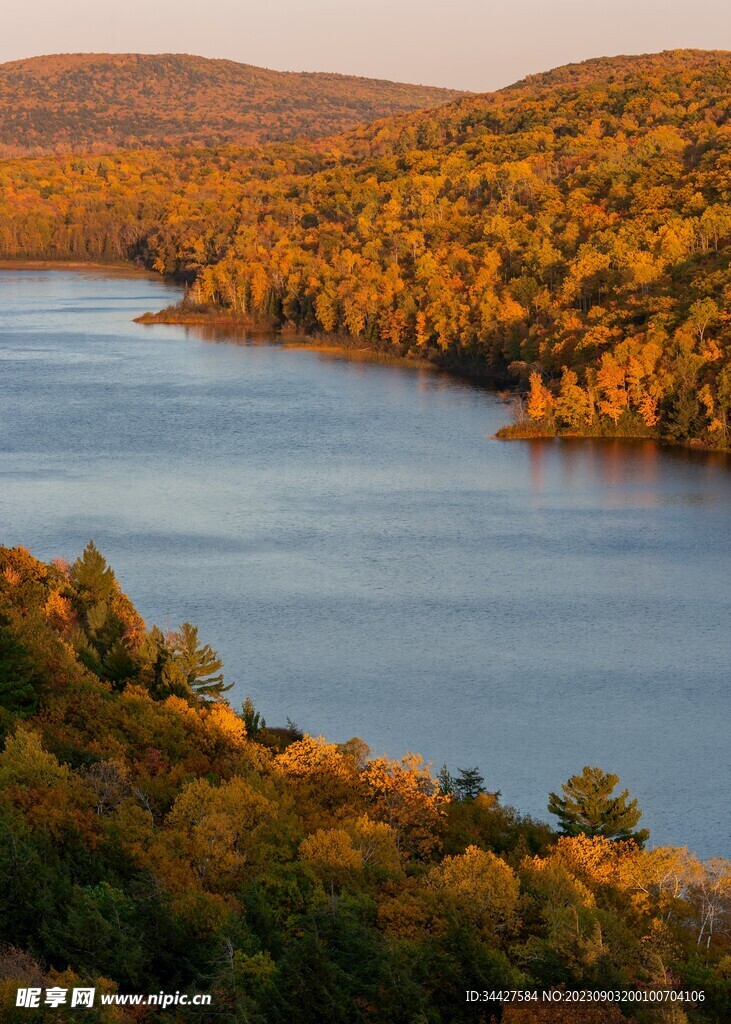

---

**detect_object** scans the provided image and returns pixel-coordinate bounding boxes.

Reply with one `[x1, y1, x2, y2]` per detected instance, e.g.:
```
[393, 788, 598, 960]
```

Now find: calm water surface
[1, 269, 729, 855]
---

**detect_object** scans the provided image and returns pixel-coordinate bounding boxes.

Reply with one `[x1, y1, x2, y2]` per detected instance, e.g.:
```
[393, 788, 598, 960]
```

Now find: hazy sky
[4, 0, 731, 91]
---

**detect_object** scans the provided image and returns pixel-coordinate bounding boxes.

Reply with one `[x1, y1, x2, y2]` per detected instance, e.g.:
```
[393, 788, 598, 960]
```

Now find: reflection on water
[526, 437, 729, 507]
[1, 269, 730, 857]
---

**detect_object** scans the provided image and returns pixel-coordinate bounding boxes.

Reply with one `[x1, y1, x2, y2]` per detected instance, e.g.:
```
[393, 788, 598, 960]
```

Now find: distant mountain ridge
[337, 47, 731, 153]
[0, 52, 465, 154]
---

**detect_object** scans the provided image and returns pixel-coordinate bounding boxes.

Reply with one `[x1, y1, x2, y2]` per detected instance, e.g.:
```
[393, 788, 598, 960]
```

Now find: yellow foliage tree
[163, 776, 273, 891]
[350, 815, 401, 873]
[427, 845, 519, 938]
[362, 752, 447, 858]
[526, 371, 553, 422]
[554, 367, 590, 429]
[299, 827, 363, 889]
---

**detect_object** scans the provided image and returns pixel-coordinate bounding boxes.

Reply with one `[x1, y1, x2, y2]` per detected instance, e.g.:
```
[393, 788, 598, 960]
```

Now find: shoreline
[141, 308, 731, 454]
[495, 423, 731, 455]
[281, 340, 439, 371]
[4, 262, 729, 455]
[135, 308, 449, 374]
[0, 259, 162, 277]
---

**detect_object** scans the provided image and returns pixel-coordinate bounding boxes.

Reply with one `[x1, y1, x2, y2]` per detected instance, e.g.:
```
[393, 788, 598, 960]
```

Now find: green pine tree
[548, 765, 649, 845]
[70, 540, 116, 602]
[438, 764, 456, 797]
[455, 766, 486, 801]
[167, 622, 232, 703]
[242, 696, 265, 737]
[70, 541, 125, 669]
[0, 617, 42, 717]
[101, 639, 139, 686]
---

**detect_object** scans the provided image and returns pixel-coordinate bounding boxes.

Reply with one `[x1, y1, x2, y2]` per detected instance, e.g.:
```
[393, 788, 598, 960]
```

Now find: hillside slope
[1, 50, 730, 447]
[0, 541, 729, 1021]
[0, 52, 463, 154]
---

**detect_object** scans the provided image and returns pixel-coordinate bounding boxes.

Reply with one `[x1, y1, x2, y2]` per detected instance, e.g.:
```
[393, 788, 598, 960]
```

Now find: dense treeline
[0, 542, 730, 1022]
[0, 53, 462, 155]
[1, 49, 731, 447]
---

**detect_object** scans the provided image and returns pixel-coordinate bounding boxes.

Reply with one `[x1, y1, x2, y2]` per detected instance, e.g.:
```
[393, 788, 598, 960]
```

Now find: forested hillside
[1, 50, 730, 446]
[1, 542, 730, 1022]
[0, 53, 462, 155]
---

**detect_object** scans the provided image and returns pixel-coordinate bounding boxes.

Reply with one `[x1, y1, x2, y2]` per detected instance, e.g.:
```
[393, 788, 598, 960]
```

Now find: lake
[1, 268, 729, 856]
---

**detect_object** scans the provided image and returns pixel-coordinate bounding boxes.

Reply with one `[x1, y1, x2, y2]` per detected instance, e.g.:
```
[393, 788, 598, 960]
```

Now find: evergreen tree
[455, 767, 486, 801]
[242, 696, 265, 737]
[0, 617, 42, 717]
[438, 764, 456, 797]
[667, 386, 702, 441]
[137, 625, 169, 698]
[285, 716, 303, 741]
[70, 540, 116, 602]
[167, 622, 232, 703]
[69, 541, 129, 673]
[101, 639, 139, 686]
[548, 765, 649, 845]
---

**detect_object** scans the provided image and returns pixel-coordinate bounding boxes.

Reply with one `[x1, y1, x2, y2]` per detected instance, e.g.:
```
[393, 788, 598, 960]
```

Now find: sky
[3, 0, 731, 91]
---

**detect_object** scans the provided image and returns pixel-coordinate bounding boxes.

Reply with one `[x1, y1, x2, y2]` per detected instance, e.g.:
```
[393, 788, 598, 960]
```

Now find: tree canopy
[1, 50, 729, 447]
[0, 52, 462, 156]
[548, 765, 650, 845]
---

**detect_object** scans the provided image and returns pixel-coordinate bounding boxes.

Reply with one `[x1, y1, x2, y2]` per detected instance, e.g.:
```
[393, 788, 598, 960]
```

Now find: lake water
[1, 268, 729, 856]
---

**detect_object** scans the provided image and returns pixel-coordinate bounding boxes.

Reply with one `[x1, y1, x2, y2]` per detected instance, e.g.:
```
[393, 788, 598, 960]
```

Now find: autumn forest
[1, 50, 731, 447]
[0, 543, 729, 1022]
[0, 44, 730, 1024]
[0, 54, 462, 156]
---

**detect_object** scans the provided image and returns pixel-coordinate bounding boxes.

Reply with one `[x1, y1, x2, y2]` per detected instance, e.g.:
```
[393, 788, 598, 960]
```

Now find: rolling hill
[0, 52, 464, 154]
